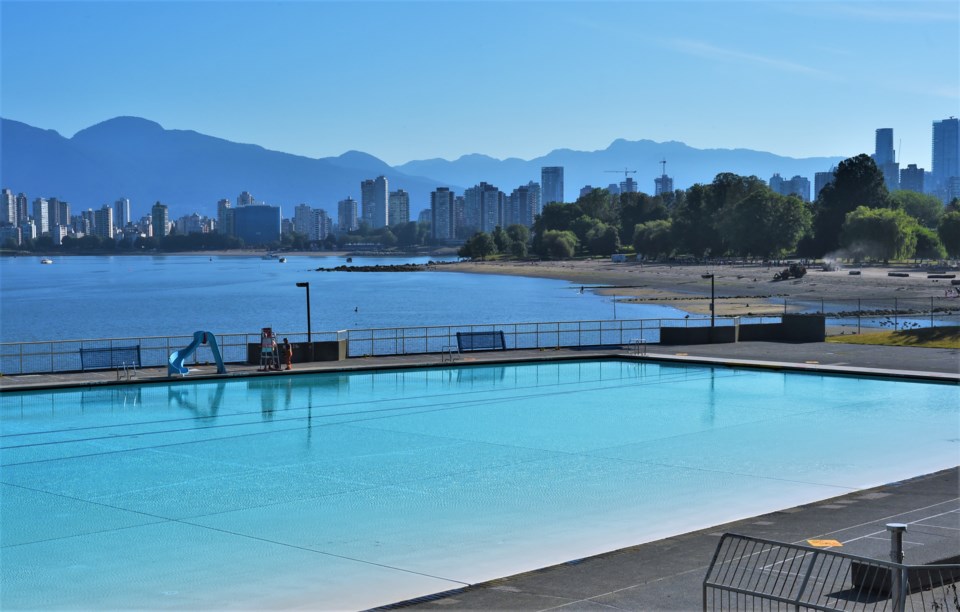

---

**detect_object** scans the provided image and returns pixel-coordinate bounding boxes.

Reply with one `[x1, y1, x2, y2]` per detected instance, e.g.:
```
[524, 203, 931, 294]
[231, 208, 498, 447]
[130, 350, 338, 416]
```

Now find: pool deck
[2, 341, 957, 611]
[2, 340, 958, 392]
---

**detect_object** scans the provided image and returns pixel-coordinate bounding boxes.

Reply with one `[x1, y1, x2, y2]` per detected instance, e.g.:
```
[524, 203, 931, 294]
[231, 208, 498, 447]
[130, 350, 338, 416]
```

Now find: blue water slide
[168, 331, 227, 376]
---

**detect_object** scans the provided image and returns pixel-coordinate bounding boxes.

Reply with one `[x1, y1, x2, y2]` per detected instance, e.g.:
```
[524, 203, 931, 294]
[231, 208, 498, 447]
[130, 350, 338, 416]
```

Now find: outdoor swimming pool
[1, 360, 957, 610]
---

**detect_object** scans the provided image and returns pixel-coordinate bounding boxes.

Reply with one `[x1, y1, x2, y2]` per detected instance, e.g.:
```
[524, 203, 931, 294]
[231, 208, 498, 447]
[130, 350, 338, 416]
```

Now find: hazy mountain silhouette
[2, 116, 847, 222]
[398, 138, 846, 198]
[1, 116, 453, 220]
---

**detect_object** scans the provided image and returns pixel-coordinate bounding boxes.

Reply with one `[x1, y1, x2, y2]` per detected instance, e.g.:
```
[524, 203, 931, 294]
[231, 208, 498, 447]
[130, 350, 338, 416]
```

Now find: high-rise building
[151, 202, 169, 238]
[233, 205, 281, 245]
[293, 203, 314, 237]
[453, 195, 466, 238]
[873, 128, 899, 191]
[314, 209, 332, 240]
[814, 169, 836, 199]
[579, 185, 595, 198]
[508, 182, 541, 228]
[899, 164, 925, 193]
[655, 173, 673, 196]
[15, 193, 28, 225]
[541, 167, 564, 206]
[621, 177, 638, 194]
[338, 197, 358, 232]
[932, 117, 960, 201]
[1, 188, 15, 225]
[32, 198, 49, 235]
[94, 205, 114, 239]
[769, 174, 811, 202]
[388, 189, 410, 226]
[361, 176, 389, 229]
[431, 187, 455, 241]
[217, 198, 233, 236]
[114, 198, 130, 229]
[237, 191, 256, 207]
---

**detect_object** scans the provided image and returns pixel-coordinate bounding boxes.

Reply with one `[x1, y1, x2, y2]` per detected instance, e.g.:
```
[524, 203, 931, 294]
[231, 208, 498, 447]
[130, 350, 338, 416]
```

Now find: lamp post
[295, 282, 313, 362]
[701, 273, 715, 328]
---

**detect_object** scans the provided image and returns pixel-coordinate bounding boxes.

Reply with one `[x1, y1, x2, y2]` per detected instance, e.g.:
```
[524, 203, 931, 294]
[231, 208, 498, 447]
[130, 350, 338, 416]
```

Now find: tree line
[459, 154, 960, 262]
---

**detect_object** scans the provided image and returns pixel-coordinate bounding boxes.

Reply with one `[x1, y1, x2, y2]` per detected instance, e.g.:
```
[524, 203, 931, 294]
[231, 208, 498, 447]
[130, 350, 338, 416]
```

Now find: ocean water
[0, 255, 691, 343]
[2, 360, 957, 609]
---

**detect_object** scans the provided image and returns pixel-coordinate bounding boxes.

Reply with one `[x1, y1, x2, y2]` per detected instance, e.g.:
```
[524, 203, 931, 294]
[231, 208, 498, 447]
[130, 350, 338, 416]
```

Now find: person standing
[281, 338, 293, 370]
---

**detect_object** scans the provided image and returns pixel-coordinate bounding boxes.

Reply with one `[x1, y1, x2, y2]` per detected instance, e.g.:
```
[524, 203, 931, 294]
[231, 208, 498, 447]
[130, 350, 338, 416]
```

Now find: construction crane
[605, 167, 637, 181]
[659, 159, 667, 176]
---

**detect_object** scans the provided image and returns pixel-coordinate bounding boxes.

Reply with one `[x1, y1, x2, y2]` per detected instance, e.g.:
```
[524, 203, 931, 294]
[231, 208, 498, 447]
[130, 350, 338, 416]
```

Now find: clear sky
[2, 1, 957, 168]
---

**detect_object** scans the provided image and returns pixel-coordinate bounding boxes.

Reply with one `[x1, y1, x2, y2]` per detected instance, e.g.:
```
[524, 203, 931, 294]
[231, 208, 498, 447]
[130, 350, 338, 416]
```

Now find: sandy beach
[434, 259, 960, 316]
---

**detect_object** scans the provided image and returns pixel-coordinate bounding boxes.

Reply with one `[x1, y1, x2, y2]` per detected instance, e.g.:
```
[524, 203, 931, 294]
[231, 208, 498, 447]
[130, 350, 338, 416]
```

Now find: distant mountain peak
[72, 116, 165, 141]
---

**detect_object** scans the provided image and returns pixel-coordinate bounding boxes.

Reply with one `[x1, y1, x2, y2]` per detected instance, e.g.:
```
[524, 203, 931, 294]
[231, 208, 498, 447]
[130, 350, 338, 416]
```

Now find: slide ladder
[168, 331, 227, 377]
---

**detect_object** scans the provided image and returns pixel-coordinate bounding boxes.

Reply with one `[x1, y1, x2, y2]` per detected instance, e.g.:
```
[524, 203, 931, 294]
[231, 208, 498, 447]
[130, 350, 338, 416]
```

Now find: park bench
[79, 345, 141, 374]
[455, 331, 506, 353]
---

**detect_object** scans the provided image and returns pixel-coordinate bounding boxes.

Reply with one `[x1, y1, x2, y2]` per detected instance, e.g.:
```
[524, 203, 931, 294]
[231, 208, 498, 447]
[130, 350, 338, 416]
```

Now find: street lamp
[701, 273, 715, 328]
[295, 282, 313, 362]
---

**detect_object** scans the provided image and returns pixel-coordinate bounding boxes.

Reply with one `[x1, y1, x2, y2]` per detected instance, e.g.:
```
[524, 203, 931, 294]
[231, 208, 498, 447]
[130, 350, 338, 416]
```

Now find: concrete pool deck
[2, 341, 957, 611]
[1, 340, 958, 392]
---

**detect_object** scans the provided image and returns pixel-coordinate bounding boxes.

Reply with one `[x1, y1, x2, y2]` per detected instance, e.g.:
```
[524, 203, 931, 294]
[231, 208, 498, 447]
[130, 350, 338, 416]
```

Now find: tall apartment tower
[655, 160, 674, 197]
[899, 164, 925, 193]
[431, 187, 455, 241]
[216, 198, 233, 236]
[94, 205, 114, 239]
[1, 188, 15, 225]
[15, 193, 28, 225]
[873, 128, 899, 191]
[293, 203, 315, 238]
[237, 191, 255, 207]
[932, 117, 960, 200]
[151, 202, 169, 238]
[114, 198, 130, 229]
[32, 198, 49, 235]
[620, 177, 638, 194]
[338, 197, 358, 232]
[361, 176, 389, 229]
[814, 169, 836, 199]
[541, 167, 564, 206]
[388, 189, 410, 226]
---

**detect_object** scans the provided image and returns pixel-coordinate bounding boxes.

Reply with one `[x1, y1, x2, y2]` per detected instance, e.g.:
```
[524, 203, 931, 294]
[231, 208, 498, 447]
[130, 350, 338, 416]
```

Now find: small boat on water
[40, 257, 53, 264]
[346, 257, 353, 263]
[278, 257, 287, 263]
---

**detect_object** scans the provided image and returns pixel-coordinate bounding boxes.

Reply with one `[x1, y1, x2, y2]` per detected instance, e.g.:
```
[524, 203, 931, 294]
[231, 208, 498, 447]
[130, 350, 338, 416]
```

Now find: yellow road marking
[807, 539, 842, 547]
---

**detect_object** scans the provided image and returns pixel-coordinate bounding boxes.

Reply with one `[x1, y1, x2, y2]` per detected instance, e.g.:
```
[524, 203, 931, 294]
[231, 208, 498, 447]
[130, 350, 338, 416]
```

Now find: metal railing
[703, 532, 960, 611]
[0, 316, 755, 375]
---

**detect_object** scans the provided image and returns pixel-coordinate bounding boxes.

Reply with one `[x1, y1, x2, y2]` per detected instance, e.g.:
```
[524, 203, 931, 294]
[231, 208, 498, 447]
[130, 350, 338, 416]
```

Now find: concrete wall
[659, 315, 824, 345]
[247, 340, 347, 364]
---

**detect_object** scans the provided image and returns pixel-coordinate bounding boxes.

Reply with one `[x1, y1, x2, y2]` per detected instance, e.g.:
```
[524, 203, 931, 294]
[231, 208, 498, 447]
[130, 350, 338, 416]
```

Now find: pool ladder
[117, 361, 138, 381]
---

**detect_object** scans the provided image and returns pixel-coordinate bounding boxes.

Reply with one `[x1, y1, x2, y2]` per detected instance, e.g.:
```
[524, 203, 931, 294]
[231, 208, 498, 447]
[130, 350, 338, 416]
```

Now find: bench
[79, 345, 141, 371]
[456, 331, 506, 352]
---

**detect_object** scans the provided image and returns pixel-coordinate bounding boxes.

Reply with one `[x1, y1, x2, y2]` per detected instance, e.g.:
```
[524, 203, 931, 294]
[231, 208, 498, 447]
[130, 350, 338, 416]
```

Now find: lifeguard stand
[259, 327, 280, 371]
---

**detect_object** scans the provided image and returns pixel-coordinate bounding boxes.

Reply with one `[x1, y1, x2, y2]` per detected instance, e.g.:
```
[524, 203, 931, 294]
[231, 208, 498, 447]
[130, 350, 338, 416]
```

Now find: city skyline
[2, 1, 957, 169]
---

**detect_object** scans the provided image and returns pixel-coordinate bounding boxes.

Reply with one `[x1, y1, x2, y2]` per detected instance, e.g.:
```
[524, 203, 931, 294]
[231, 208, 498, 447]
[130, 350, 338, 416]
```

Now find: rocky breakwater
[315, 264, 427, 272]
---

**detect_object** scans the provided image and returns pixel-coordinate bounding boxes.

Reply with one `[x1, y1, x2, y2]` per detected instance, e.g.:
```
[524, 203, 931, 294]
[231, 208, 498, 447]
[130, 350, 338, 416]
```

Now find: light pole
[701, 273, 715, 328]
[295, 282, 313, 362]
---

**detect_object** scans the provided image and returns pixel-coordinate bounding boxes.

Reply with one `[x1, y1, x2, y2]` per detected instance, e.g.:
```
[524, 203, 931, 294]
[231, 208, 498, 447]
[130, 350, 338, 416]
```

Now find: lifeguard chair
[259, 327, 280, 371]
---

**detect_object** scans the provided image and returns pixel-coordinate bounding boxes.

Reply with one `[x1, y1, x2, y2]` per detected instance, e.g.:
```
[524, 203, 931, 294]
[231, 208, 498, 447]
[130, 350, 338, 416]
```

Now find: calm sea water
[0, 255, 690, 343]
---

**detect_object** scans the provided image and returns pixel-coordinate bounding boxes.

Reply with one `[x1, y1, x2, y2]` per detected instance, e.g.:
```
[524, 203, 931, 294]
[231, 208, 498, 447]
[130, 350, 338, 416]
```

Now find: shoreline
[435, 259, 960, 317]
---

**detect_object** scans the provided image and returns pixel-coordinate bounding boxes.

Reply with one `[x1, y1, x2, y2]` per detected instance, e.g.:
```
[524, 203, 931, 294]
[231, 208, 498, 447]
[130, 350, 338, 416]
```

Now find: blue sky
[2, 1, 957, 168]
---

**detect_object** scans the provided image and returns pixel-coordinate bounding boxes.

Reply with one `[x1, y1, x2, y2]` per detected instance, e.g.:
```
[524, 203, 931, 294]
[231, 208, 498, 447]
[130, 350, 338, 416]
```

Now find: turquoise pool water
[2, 361, 957, 609]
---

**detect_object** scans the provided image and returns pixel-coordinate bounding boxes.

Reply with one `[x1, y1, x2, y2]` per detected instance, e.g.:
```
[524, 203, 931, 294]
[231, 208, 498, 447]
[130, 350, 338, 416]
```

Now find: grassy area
[827, 326, 960, 349]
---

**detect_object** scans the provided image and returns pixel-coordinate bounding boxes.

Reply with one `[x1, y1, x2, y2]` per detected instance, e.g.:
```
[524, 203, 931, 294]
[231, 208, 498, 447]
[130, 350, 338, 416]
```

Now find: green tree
[395, 222, 420, 247]
[379, 229, 397, 247]
[459, 231, 496, 260]
[505, 224, 530, 258]
[633, 219, 674, 259]
[938, 211, 960, 258]
[491, 226, 511, 253]
[569, 215, 600, 248]
[586, 223, 620, 256]
[532, 202, 583, 255]
[812, 154, 891, 256]
[719, 192, 812, 258]
[890, 190, 943, 229]
[539, 230, 577, 259]
[618, 193, 669, 242]
[912, 227, 946, 261]
[575, 189, 617, 224]
[841, 206, 917, 262]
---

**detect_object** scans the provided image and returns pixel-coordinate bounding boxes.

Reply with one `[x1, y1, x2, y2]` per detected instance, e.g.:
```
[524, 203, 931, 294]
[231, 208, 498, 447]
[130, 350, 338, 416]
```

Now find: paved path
[381, 469, 959, 611]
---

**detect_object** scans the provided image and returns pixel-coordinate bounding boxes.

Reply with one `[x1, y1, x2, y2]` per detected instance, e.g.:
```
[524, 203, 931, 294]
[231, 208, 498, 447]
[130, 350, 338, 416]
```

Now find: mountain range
[1, 116, 847, 221]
